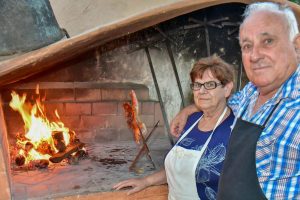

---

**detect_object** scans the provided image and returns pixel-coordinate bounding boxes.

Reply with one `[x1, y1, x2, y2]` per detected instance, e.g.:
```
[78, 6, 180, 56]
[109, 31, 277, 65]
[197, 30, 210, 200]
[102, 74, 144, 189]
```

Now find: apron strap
[262, 99, 282, 127]
[239, 98, 283, 128]
[197, 107, 228, 158]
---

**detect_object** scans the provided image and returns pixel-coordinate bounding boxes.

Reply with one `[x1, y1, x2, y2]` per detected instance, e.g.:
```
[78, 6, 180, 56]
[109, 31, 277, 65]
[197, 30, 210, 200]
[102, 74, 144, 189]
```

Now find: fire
[10, 87, 75, 166]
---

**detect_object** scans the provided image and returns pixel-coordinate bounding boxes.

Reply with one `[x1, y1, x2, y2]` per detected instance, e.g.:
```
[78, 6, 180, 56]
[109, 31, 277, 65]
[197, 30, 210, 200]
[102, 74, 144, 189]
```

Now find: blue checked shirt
[228, 66, 300, 199]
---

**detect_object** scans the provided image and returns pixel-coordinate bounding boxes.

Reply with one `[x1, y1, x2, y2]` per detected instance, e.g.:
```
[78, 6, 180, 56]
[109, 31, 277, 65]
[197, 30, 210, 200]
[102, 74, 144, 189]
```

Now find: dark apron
[217, 101, 281, 200]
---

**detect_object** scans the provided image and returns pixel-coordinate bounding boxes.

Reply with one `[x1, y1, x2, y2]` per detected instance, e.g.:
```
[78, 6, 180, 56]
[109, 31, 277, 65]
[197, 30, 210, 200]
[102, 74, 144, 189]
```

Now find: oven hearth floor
[11, 139, 171, 200]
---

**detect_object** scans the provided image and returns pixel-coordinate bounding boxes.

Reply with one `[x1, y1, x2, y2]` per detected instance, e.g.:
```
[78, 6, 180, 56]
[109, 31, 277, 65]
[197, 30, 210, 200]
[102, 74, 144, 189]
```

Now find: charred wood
[15, 154, 25, 166]
[55, 141, 66, 153]
[52, 131, 67, 152]
[25, 142, 33, 152]
[67, 149, 88, 165]
[32, 159, 49, 169]
[52, 131, 64, 140]
[49, 142, 84, 163]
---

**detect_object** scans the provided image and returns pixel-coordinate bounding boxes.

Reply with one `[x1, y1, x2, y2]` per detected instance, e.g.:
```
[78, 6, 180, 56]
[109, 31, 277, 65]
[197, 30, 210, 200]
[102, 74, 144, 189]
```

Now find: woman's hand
[113, 178, 149, 195]
[170, 104, 198, 137]
[113, 169, 167, 195]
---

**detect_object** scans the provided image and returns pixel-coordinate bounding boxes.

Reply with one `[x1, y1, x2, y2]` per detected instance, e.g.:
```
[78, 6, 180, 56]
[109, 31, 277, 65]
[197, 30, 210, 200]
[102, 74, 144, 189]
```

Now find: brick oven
[0, 0, 299, 199]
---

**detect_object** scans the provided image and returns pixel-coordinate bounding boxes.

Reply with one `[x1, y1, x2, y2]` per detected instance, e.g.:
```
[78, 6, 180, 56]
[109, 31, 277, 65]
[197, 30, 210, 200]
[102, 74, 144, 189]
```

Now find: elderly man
[171, 2, 300, 199]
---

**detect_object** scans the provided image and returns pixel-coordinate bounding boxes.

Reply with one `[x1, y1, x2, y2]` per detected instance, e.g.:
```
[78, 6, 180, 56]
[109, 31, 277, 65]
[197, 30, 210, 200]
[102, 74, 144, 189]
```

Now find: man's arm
[170, 104, 198, 137]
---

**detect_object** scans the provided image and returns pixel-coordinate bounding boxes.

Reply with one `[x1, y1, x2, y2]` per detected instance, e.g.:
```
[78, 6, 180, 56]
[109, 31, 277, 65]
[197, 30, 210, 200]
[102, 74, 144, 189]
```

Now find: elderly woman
[113, 55, 235, 200]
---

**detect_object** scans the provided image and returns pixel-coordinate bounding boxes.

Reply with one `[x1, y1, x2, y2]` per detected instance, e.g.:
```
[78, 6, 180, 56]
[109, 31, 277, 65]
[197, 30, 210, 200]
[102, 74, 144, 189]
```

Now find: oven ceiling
[0, 0, 299, 87]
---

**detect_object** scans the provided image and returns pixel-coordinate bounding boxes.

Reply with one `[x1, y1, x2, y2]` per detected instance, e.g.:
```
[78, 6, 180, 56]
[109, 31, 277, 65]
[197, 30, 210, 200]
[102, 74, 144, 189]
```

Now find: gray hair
[243, 2, 299, 41]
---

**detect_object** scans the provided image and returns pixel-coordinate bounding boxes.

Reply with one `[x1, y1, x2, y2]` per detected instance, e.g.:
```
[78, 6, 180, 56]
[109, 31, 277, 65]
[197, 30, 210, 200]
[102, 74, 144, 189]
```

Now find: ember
[9, 86, 86, 169]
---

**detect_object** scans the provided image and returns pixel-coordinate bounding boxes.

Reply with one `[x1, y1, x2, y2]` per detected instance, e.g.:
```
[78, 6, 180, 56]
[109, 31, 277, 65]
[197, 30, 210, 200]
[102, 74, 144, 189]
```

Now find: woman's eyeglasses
[190, 81, 222, 91]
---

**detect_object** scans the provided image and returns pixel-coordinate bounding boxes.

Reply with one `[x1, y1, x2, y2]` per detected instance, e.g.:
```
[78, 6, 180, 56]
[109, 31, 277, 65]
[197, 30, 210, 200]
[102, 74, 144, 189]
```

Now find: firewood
[32, 159, 49, 169]
[49, 142, 84, 163]
[52, 131, 64, 140]
[67, 155, 79, 165]
[15, 154, 26, 166]
[25, 142, 33, 152]
[55, 140, 66, 152]
[52, 131, 67, 152]
[67, 148, 88, 165]
[75, 149, 88, 159]
[68, 130, 77, 143]
[37, 141, 54, 155]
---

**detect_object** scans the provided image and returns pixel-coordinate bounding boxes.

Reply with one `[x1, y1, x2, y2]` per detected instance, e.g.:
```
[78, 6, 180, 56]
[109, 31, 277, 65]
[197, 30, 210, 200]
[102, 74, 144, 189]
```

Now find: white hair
[243, 2, 299, 41]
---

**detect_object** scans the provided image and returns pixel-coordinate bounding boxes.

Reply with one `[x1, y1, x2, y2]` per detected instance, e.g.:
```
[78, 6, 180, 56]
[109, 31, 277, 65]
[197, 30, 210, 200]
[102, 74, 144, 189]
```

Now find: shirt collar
[274, 64, 300, 100]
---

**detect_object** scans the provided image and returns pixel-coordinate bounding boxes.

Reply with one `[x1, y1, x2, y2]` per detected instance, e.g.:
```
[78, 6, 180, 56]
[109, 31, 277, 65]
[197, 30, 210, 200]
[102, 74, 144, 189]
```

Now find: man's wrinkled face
[239, 10, 298, 95]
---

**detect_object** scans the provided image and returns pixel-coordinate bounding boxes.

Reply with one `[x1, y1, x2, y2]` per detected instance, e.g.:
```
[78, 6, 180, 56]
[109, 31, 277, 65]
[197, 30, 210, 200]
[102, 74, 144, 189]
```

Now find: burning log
[52, 131, 67, 152]
[15, 154, 26, 166]
[55, 141, 66, 153]
[49, 142, 85, 163]
[32, 159, 49, 169]
[68, 130, 79, 143]
[37, 140, 54, 155]
[25, 142, 34, 152]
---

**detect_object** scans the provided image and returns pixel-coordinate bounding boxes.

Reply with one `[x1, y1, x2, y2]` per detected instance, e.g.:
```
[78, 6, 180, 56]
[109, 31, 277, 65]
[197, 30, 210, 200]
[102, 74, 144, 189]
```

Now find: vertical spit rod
[144, 46, 174, 146]
[165, 40, 185, 108]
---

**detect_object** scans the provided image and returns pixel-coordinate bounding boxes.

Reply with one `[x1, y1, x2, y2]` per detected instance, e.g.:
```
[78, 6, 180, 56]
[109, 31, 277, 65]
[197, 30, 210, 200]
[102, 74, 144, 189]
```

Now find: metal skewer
[129, 121, 160, 171]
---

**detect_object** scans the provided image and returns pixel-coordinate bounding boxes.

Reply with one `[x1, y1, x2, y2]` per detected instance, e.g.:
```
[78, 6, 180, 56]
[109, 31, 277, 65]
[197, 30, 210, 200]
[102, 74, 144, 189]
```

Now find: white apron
[165, 107, 228, 200]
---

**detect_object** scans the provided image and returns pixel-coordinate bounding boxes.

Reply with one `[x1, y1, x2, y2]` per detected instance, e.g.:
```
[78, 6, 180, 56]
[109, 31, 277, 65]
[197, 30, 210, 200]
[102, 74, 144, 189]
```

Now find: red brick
[2, 104, 20, 118]
[65, 103, 91, 115]
[118, 101, 142, 115]
[81, 115, 125, 129]
[92, 102, 118, 115]
[75, 89, 100, 101]
[75, 130, 96, 143]
[141, 102, 155, 115]
[101, 89, 127, 101]
[139, 114, 155, 127]
[117, 102, 124, 115]
[0, 89, 14, 103]
[81, 115, 112, 128]
[154, 103, 165, 126]
[1, 89, 38, 103]
[116, 115, 129, 128]
[44, 103, 64, 117]
[5, 116, 24, 138]
[45, 89, 75, 101]
[59, 116, 81, 129]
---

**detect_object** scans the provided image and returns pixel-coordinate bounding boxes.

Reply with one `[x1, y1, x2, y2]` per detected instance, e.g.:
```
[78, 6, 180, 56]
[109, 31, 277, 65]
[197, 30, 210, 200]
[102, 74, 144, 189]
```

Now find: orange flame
[10, 87, 73, 165]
